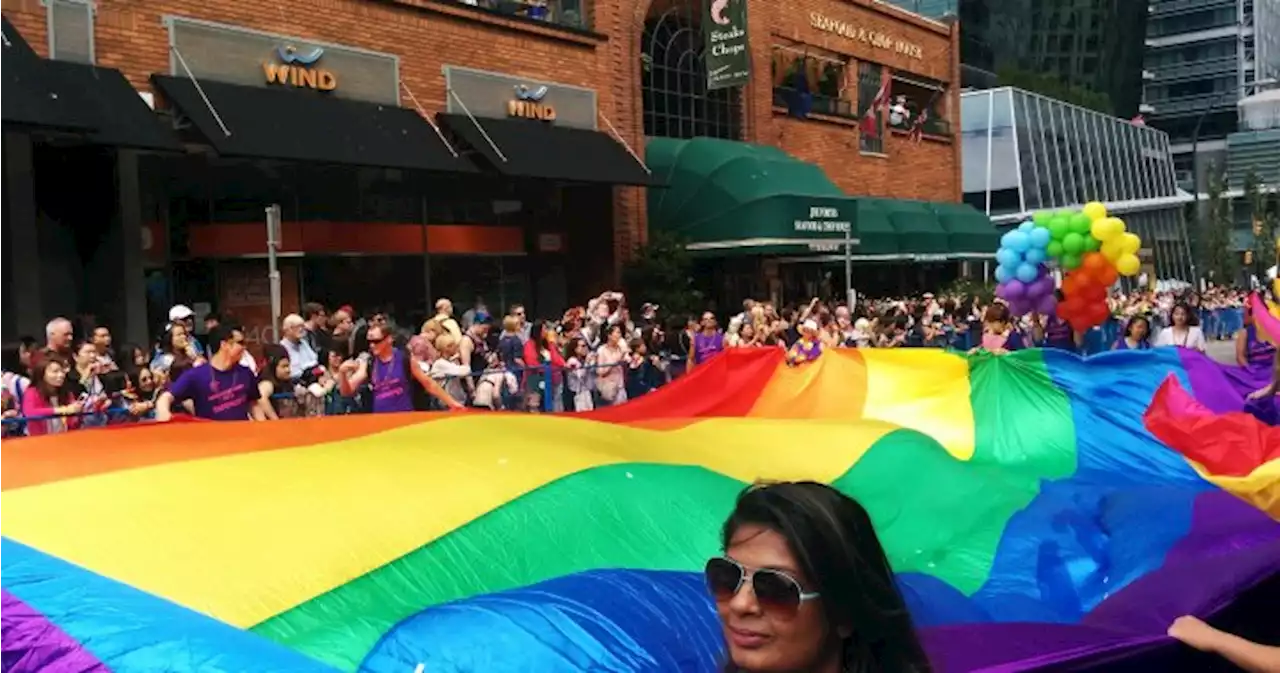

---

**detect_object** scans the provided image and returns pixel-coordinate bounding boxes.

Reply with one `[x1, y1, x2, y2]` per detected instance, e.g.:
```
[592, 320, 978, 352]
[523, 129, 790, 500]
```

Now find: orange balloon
[1062, 273, 1082, 297]
[1081, 252, 1109, 275]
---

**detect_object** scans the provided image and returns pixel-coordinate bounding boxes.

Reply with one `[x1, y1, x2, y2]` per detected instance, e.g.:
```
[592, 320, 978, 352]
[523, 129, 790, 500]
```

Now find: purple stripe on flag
[1180, 349, 1275, 421]
[2, 589, 108, 673]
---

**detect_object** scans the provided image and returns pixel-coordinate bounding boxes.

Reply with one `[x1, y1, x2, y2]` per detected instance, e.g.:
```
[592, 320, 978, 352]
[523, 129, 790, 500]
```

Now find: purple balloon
[1035, 294, 1058, 315]
[1029, 274, 1055, 298]
[1007, 298, 1031, 317]
[1004, 279, 1027, 300]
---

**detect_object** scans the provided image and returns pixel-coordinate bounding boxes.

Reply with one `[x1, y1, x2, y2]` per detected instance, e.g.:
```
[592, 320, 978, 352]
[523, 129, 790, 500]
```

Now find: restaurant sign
[794, 206, 853, 234]
[704, 0, 751, 90]
[507, 84, 556, 122]
[809, 12, 924, 60]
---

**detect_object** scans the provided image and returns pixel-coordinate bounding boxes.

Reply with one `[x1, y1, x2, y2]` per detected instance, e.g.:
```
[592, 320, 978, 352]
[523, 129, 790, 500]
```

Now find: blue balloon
[1028, 227, 1051, 248]
[1002, 230, 1031, 252]
[995, 247, 1020, 267]
[1015, 262, 1038, 283]
[994, 264, 1013, 283]
[1024, 248, 1047, 265]
[1018, 221, 1035, 232]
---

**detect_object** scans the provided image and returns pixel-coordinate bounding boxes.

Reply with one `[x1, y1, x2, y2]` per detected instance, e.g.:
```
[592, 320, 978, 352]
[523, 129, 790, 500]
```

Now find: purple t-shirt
[693, 331, 724, 364]
[168, 363, 261, 421]
[371, 349, 415, 413]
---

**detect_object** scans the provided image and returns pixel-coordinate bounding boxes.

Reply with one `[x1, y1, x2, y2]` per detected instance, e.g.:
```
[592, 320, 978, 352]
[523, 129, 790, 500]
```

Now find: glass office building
[962, 87, 1196, 282]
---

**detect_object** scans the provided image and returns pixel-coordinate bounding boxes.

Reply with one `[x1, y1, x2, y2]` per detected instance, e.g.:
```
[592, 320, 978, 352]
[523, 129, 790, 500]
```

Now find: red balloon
[1062, 273, 1082, 297]
[1080, 283, 1107, 302]
[1056, 302, 1074, 321]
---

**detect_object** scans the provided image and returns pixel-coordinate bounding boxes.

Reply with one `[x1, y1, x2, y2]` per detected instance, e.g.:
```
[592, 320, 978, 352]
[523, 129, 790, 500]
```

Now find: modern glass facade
[962, 87, 1196, 282]
[1144, 0, 1280, 190]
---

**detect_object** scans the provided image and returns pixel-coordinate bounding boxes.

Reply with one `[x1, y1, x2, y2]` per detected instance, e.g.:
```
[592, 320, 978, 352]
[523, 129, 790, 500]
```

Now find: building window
[462, 0, 590, 31]
[641, 0, 742, 141]
[857, 61, 885, 153]
[46, 0, 94, 64]
[888, 73, 950, 137]
[770, 46, 854, 119]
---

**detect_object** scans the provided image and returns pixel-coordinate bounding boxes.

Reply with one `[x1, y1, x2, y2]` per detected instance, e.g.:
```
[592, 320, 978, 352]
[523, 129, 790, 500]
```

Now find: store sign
[704, 0, 751, 90]
[809, 12, 924, 60]
[794, 206, 853, 234]
[445, 66, 597, 130]
[263, 45, 337, 91]
[507, 84, 556, 121]
[167, 16, 399, 104]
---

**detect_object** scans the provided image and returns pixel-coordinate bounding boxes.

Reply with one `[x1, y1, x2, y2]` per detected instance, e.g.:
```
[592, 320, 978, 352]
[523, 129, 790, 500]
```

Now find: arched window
[641, 0, 742, 140]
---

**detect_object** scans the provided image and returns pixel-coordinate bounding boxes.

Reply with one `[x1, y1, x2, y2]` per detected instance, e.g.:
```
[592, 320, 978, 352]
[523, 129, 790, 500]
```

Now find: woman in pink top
[21, 356, 82, 435]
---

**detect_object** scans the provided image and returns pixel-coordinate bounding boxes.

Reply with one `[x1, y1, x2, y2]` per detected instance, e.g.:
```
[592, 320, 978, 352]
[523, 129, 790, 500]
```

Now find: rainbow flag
[3, 348, 1278, 672]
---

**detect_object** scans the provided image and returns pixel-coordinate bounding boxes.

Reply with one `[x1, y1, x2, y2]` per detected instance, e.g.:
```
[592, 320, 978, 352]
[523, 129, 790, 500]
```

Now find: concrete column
[116, 150, 150, 345]
[3, 132, 44, 341]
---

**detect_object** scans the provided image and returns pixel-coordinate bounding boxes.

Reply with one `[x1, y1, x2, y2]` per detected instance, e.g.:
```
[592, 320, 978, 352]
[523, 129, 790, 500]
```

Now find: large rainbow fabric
[3, 348, 1279, 672]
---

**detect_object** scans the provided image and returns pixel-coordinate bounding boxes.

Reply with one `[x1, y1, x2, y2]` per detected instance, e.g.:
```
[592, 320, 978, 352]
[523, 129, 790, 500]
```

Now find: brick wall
[3, 0, 961, 277]
[743, 0, 961, 202]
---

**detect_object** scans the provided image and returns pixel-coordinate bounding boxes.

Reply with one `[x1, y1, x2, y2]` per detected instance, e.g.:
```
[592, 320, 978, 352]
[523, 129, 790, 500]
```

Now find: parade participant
[1169, 615, 1280, 673]
[337, 324, 463, 413]
[786, 320, 823, 366]
[155, 324, 266, 422]
[1112, 316, 1152, 351]
[970, 304, 1025, 355]
[1153, 302, 1207, 352]
[1234, 300, 1276, 371]
[689, 312, 725, 371]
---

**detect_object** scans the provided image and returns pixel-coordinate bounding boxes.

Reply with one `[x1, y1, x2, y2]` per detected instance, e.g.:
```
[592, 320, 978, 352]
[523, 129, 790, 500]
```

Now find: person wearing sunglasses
[706, 481, 931, 673]
[337, 324, 463, 412]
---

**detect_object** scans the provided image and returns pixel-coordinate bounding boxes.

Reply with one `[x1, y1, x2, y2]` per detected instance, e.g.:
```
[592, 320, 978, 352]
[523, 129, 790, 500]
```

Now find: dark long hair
[721, 482, 932, 673]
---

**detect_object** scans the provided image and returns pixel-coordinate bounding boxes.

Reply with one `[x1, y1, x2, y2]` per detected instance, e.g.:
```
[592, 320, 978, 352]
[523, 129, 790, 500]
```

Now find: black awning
[1, 16, 91, 131]
[437, 114, 656, 186]
[43, 61, 182, 151]
[152, 75, 474, 173]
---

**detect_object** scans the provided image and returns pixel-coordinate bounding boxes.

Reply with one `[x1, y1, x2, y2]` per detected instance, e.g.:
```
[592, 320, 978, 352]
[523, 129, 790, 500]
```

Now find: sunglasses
[705, 556, 819, 615]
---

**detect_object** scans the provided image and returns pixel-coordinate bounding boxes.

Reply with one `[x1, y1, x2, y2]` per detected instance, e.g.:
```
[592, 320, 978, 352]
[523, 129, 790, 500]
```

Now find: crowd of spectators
[0, 284, 1252, 433]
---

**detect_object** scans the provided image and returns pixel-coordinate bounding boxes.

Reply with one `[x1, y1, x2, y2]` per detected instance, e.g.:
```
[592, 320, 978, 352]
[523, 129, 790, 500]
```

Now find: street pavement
[1205, 339, 1236, 365]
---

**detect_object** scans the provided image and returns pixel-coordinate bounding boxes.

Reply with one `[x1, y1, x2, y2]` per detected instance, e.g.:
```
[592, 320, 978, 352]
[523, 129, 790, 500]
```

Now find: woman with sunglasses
[706, 481, 931, 673]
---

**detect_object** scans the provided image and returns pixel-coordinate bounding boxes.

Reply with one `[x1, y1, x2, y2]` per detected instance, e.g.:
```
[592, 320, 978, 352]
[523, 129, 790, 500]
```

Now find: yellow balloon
[1101, 239, 1124, 262]
[1120, 232, 1141, 255]
[1116, 253, 1140, 276]
[1083, 201, 1108, 222]
[1090, 218, 1111, 241]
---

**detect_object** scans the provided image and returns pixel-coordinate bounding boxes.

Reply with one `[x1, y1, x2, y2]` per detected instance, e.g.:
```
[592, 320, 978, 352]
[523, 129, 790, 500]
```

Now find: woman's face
[1129, 319, 1149, 340]
[328, 351, 344, 370]
[716, 524, 836, 673]
[171, 326, 189, 350]
[43, 362, 67, 388]
[608, 327, 621, 345]
[1172, 307, 1188, 326]
[275, 359, 292, 381]
[137, 368, 155, 393]
[133, 348, 148, 367]
[741, 324, 755, 339]
[18, 345, 32, 367]
[575, 341, 588, 357]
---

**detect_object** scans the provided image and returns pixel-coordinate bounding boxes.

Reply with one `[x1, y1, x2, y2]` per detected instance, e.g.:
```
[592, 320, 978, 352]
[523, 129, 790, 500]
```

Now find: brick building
[2, 0, 985, 343]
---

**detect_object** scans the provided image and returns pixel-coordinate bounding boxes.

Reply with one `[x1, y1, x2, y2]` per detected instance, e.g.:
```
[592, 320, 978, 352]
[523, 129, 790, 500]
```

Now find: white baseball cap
[168, 304, 195, 321]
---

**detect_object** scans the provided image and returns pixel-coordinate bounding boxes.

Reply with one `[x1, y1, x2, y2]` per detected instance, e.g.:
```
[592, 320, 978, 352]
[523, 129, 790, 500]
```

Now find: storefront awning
[929, 201, 1000, 256]
[646, 137, 899, 257]
[873, 198, 951, 258]
[437, 114, 655, 186]
[151, 75, 474, 173]
[2, 18, 176, 151]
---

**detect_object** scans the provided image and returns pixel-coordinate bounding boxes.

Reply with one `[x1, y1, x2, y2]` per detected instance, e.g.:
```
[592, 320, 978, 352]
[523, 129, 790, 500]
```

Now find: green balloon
[1070, 214, 1092, 234]
[1061, 252, 1082, 270]
[1083, 235, 1101, 252]
[1062, 232, 1085, 254]
[1048, 218, 1069, 240]
[1046, 240, 1064, 258]
[1033, 211, 1052, 225]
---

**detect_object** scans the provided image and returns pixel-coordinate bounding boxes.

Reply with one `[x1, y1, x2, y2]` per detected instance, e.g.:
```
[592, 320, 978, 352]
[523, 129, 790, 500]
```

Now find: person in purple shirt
[155, 324, 266, 422]
[687, 311, 725, 371]
[336, 324, 463, 413]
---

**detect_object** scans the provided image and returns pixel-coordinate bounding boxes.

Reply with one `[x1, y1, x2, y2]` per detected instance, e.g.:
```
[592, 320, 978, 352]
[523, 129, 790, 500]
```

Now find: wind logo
[508, 83, 556, 121]
[263, 44, 337, 91]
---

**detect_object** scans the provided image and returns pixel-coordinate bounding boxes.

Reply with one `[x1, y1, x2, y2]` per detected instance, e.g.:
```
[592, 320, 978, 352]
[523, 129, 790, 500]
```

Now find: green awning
[929, 201, 1000, 256]
[869, 198, 950, 258]
[647, 137, 898, 257]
